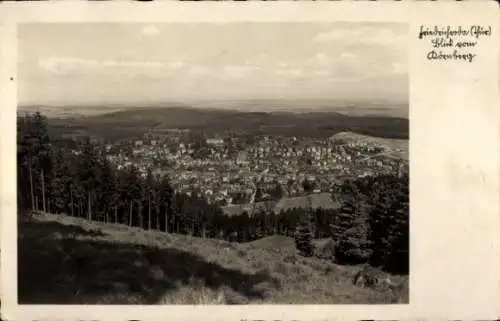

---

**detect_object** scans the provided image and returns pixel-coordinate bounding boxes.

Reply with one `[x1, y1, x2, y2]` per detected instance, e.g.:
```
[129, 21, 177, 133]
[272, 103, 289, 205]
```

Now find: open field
[222, 192, 339, 217]
[18, 212, 409, 304]
[330, 131, 409, 161]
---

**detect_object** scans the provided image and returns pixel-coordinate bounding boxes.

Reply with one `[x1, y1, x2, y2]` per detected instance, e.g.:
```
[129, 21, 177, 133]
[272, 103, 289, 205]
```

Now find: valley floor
[18, 212, 409, 304]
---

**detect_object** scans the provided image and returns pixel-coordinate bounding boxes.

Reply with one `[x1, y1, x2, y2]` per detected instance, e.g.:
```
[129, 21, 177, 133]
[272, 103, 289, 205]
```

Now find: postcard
[0, 1, 498, 320]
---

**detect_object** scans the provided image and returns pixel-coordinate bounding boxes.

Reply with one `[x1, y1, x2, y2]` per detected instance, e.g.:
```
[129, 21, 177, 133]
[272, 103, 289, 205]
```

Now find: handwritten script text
[418, 25, 491, 63]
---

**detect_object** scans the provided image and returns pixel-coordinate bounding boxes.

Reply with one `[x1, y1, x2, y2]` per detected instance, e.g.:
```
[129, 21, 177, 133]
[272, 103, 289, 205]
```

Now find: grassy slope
[18, 212, 408, 305]
[330, 131, 409, 161]
[222, 193, 339, 217]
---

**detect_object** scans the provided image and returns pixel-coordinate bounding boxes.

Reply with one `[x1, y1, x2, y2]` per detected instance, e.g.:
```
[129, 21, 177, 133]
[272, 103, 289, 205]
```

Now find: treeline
[18, 112, 409, 274]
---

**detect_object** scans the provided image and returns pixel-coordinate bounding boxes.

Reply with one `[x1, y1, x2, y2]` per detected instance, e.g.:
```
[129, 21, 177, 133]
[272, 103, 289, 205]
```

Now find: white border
[1, 2, 499, 321]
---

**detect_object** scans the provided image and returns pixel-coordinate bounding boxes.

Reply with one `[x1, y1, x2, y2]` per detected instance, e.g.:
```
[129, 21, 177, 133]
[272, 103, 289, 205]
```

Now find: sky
[18, 22, 408, 108]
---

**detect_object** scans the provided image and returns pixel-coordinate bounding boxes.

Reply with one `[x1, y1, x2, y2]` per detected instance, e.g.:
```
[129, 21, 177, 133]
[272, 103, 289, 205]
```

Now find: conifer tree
[145, 169, 154, 230]
[330, 193, 357, 242]
[49, 149, 72, 214]
[122, 166, 141, 226]
[332, 178, 373, 264]
[294, 212, 315, 257]
[100, 154, 116, 223]
[77, 138, 101, 221]
[17, 112, 53, 212]
[368, 172, 409, 273]
[294, 192, 316, 257]
[158, 175, 174, 233]
[335, 221, 373, 264]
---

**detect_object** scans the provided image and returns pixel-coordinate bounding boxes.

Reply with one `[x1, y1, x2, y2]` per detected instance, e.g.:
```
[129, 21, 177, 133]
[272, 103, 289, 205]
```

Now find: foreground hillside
[19, 212, 408, 304]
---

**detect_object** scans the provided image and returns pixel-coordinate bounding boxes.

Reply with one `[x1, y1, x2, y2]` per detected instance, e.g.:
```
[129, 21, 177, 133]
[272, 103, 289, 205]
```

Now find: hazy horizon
[19, 22, 408, 112]
[19, 98, 407, 109]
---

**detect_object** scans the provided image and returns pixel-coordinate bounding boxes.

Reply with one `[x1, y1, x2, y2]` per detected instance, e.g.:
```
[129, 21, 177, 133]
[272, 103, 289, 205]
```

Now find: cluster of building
[102, 131, 408, 206]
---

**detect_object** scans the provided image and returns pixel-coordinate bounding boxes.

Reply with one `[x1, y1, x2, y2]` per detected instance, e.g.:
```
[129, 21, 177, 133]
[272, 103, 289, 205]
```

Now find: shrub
[283, 254, 298, 264]
[352, 265, 385, 288]
[315, 239, 336, 261]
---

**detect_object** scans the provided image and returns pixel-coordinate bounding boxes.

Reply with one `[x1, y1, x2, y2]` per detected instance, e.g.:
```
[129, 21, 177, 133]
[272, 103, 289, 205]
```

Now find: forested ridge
[18, 112, 409, 275]
[45, 105, 408, 143]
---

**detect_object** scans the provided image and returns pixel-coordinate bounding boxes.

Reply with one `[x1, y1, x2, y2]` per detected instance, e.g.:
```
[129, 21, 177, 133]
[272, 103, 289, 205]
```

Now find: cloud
[312, 70, 332, 77]
[307, 52, 330, 66]
[38, 57, 84, 75]
[274, 67, 303, 78]
[307, 26, 407, 81]
[140, 25, 160, 36]
[33, 50, 405, 104]
[38, 57, 167, 75]
[223, 65, 260, 79]
[37, 57, 255, 83]
[313, 26, 407, 47]
[338, 52, 357, 62]
[165, 61, 186, 70]
[185, 65, 212, 77]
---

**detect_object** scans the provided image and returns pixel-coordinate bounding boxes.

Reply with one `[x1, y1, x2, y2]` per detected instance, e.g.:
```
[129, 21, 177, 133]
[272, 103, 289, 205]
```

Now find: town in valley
[17, 22, 410, 305]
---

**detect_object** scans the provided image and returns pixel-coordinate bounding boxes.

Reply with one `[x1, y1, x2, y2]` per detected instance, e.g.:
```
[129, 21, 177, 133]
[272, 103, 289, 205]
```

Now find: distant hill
[43, 106, 409, 142]
[18, 105, 128, 118]
[189, 99, 408, 118]
[20, 99, 408, 118]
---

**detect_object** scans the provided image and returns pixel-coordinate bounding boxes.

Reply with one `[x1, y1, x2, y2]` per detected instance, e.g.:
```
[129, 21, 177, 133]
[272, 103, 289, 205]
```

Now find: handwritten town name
[418, 25, 492, 63]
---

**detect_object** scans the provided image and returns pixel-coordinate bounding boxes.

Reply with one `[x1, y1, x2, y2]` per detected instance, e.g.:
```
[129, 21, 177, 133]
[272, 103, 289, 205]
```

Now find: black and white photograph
[16, 22, 409, 305]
